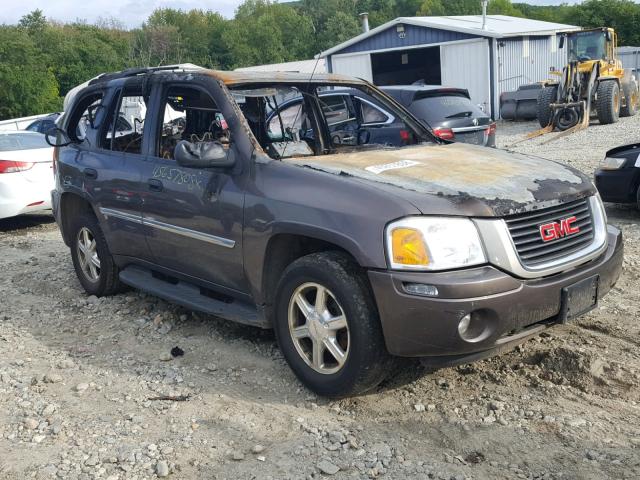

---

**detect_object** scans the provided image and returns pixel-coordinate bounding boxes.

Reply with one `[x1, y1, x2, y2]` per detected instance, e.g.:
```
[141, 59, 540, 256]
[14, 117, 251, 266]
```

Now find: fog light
[458, 313, 471, 336]
[458, 311, 493, 343]
[403, 283, 439, 297]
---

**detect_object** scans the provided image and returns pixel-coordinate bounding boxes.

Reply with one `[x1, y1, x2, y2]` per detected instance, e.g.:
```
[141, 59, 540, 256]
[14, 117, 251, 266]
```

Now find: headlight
[385, 217, 486, 271]
[599, 156, 627, 170]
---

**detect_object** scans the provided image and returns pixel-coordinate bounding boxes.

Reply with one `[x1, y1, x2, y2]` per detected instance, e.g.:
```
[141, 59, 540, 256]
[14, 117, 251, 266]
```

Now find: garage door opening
[371, 46, 441, 86]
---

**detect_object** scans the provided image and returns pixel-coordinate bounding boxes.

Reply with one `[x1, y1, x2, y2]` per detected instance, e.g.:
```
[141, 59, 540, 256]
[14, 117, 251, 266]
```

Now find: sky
[0, 0, 585, 29]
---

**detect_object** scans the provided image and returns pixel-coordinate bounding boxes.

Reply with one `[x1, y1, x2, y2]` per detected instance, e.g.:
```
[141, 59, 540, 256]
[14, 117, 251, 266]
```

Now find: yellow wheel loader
[529, 28, 638, 142]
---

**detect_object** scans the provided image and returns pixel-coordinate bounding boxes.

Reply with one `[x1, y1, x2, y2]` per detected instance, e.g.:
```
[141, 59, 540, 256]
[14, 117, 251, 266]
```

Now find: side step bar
[119, 265, 268, 328]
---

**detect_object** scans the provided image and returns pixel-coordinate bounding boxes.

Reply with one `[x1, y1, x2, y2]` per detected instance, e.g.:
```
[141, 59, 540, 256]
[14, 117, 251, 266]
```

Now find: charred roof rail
[88, 64, 203, 85]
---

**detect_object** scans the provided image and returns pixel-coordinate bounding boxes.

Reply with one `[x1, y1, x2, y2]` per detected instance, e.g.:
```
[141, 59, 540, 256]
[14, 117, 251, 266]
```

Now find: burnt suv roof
[87, 65, 361, 87]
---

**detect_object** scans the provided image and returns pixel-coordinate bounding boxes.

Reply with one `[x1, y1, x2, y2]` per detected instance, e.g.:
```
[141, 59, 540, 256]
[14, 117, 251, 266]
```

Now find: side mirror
[558, 35, 565, 49]
[606, 30, 613, 42]
[174, 140, 235, 168]
[44, 127, 73, 147]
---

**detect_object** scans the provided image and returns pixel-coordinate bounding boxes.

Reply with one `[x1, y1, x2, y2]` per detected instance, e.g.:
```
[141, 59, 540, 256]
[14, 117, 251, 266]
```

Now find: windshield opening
[229, 82, 431, 160]
[567, 31, 607, 62]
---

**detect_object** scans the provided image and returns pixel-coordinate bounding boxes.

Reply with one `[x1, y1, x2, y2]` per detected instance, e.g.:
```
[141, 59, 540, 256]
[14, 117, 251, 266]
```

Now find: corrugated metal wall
[333, 23, 476, 55]
[441, 39, 491, 111]
[618, 48, 640, 71]
[496, 36, 567, 99]
[331, 53, 373, 81]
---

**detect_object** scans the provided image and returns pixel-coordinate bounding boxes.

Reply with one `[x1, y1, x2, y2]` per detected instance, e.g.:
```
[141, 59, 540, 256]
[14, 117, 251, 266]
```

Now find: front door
[142, 82, 247, 293]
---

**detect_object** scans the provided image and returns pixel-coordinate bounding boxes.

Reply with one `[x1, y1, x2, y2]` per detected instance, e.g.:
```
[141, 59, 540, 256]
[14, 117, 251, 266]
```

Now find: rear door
[62, 85, 155, 260]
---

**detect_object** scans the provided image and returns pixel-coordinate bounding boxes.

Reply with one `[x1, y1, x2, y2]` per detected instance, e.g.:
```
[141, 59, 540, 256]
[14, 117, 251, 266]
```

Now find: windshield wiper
[445, 111, 473, 119]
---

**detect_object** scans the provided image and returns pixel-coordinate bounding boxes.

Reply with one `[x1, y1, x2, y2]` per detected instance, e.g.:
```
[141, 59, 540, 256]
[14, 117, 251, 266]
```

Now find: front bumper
[369, 225, 623, 362]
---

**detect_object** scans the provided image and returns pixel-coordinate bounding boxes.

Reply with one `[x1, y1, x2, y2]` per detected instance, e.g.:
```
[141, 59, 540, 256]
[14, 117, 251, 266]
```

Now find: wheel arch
[258, 230, 374, 326]
[58, 192, 98, 247]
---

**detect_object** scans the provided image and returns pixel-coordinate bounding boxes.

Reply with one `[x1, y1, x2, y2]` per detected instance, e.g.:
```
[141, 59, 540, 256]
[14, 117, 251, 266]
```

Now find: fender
[57, 190, 101, 246]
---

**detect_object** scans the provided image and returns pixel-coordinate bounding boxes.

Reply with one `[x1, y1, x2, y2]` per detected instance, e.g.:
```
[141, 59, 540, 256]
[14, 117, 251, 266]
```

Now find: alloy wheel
[287, 282, 350, 375]
[76, 227, 101, 282]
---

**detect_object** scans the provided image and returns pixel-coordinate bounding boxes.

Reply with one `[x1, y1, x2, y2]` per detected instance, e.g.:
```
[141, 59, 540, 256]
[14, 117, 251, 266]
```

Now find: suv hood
[287, 143, 595, 217]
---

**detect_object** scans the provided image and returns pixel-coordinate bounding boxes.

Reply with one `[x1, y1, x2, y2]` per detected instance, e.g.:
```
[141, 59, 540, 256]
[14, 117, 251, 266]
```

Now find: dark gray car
[50, 67, 622, 397]
[382, 85, 496, 147]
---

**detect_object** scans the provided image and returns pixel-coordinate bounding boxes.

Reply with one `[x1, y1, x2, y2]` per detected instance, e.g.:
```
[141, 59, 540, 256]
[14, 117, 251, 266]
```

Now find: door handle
[83, 168, 98, 179]
[148, 179, 163, 192]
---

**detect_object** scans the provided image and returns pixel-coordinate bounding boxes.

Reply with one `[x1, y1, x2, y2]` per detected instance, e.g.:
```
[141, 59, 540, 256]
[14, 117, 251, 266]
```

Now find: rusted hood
[286, 143, 596, 217]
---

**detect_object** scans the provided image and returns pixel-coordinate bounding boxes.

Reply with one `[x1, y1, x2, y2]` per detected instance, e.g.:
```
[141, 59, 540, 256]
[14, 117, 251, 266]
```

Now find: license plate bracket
[559, 275, 599, 323]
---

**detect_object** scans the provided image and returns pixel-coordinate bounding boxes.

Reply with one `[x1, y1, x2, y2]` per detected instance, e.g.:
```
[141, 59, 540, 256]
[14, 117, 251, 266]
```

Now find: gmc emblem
[539, 216, 580, 242]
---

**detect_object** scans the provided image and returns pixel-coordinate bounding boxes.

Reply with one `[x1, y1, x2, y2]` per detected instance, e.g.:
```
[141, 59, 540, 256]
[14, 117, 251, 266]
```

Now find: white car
[0, 131, 54, 219]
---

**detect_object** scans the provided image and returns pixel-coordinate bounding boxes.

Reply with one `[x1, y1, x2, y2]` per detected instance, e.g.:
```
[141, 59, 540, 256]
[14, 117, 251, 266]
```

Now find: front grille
[505, 198, 595, 268]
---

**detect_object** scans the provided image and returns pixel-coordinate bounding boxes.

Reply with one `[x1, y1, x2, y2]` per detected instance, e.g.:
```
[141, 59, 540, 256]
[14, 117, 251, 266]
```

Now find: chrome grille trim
[474, 196, 608, 279]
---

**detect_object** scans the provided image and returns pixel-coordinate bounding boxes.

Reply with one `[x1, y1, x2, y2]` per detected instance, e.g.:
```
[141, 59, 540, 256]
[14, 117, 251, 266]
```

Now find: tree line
[1, 0, 640, 120]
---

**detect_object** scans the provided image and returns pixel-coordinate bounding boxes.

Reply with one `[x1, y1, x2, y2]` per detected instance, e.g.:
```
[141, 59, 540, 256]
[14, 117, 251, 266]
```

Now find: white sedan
[0, 131, 54, 219]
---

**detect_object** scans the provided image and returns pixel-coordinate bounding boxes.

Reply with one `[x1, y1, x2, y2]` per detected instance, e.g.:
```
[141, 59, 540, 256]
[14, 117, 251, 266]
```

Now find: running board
[119, 265, 268, 328]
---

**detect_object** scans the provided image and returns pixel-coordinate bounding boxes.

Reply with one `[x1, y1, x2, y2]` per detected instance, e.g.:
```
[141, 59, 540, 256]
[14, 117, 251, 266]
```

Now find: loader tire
[596, 81, 621, 124]
[537, 86, 557, 128]
[621, 80, 638, 117]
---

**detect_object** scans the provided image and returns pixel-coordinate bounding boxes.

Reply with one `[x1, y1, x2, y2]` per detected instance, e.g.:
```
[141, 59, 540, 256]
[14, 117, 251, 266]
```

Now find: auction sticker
[365, 160, 422, 174]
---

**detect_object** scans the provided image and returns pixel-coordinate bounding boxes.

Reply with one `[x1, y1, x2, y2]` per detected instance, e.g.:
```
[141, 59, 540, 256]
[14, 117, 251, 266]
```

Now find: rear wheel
[536, 86, 558, 128]
[621, 80, 638, 117]
[274, 251, 391, 397]
[69, 212, 122, 296]
[596, 81, 621, 124]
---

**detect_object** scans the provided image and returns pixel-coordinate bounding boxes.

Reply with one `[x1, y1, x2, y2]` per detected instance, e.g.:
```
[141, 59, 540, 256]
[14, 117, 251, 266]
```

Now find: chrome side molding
[99, 207, 235, 249]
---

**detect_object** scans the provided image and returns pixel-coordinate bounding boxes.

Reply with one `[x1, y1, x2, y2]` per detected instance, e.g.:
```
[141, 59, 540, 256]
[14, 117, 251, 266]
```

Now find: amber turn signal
[390, 227, 429, 266]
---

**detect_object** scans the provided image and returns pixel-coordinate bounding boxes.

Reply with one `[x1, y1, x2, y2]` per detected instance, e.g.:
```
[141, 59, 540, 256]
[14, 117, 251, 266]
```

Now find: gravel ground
[1, 119, 639, 480]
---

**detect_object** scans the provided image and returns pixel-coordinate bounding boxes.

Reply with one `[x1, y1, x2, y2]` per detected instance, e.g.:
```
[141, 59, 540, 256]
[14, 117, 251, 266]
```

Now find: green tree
[574, 0, 640, 46]
[418, 0, 446, 16]
[226, 0, 314, 67]
[18, 9, 47, 34]
[0, 27, 60, 119]
[488, 0, 524, 17]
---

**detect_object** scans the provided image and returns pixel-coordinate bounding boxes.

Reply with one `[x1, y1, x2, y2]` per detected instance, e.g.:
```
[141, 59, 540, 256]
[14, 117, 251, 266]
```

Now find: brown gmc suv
[50, 66, 623, 397]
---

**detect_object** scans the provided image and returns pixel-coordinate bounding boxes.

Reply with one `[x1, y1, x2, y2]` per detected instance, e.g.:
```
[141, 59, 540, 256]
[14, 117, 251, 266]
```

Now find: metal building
[617, 46, 640, 78]
[321, 15, 578, 118]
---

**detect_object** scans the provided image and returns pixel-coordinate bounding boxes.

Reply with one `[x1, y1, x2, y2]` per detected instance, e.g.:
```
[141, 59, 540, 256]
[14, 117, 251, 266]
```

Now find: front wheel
[69, 212, 122, 296]
[596, 81, 621, 125]
[536, 86, 557, 128]
[274, 252, 391, 397]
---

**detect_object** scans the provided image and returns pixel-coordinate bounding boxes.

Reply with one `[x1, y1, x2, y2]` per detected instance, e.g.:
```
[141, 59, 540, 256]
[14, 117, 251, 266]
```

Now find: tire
[536, 86, 557, 128]
[620, 80, 638, 117]
[637, 185, 640, 211]
[273, 251, 391, 397]
[596, 81, 621, 125]
[69, 211, 122, 297]
[556, 106, 580, 131]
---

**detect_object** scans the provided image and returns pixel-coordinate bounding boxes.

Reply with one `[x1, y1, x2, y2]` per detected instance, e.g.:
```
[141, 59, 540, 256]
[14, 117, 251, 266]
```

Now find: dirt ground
[1, 119, 639, 480]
